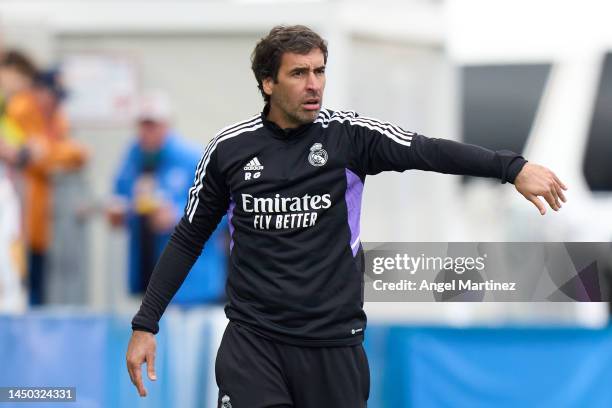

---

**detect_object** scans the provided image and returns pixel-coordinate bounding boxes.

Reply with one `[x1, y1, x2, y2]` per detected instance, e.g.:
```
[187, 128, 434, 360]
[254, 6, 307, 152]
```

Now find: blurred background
[0, 0, 611, 407]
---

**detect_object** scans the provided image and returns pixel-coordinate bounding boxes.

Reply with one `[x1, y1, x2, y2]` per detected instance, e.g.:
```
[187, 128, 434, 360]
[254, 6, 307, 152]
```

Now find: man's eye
[293, 71, 304, 77]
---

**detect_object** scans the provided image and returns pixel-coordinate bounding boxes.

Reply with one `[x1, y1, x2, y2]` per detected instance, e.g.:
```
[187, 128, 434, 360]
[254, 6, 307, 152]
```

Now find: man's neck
[265, 105, 300, 130]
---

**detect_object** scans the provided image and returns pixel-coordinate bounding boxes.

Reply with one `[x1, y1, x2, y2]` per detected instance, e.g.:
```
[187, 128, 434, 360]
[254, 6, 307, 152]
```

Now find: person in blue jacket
[108, 91, 227, 304]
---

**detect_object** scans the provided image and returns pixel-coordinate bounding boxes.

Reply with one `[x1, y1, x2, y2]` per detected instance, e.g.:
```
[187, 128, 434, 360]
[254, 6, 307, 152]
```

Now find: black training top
[131, 107, 527, 346]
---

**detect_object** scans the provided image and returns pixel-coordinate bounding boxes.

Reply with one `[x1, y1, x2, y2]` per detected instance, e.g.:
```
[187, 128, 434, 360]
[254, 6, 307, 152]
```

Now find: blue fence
[2, 310, 612, 407]
[365, 326, 612, 407]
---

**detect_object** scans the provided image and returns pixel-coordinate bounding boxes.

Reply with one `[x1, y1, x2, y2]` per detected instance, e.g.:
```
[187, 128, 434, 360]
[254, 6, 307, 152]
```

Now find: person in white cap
[108, 91, 228, 301]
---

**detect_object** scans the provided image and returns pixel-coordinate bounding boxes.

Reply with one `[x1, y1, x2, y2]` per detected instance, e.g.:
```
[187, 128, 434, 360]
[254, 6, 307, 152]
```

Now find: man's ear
[262, 77, 274, 98]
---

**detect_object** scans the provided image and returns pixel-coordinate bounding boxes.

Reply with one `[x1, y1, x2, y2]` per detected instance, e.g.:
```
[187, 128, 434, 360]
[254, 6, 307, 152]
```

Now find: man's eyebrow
[289, 66, 309, 73]
[288, 65, 326, 73]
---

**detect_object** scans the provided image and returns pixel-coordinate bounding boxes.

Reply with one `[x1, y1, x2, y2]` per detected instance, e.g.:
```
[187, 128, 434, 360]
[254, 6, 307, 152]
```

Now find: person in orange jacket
[0, 50, 88, 305]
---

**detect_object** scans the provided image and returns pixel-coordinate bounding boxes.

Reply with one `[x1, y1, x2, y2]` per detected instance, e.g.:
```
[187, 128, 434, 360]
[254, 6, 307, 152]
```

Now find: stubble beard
[288, 108, 319, 126]
[273, 92, 321, 128]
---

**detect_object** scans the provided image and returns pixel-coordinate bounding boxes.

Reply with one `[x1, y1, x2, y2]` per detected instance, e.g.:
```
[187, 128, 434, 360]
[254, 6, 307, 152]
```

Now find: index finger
[129, 363, 147, 397]
[553, 174, 567, 190]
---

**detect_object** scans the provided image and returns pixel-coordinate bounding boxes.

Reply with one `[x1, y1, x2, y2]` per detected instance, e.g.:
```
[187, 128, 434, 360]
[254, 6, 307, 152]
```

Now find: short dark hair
[251, 25, 328, 103]
[0, 49, 38, 80]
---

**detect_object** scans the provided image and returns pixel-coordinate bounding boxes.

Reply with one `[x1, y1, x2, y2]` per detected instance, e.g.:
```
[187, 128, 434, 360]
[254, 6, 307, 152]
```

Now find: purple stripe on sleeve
[345, 169, 364, 256]
[227, 198, 236, 252]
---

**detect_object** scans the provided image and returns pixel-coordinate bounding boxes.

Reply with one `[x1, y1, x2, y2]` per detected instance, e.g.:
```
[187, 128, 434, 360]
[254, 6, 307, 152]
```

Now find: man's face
[138, 119, 168, 152]
[263, 48, 326, 128]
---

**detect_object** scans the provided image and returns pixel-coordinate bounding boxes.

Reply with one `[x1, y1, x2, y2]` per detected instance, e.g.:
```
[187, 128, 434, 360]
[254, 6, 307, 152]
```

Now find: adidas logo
[244, 157, 264, 171]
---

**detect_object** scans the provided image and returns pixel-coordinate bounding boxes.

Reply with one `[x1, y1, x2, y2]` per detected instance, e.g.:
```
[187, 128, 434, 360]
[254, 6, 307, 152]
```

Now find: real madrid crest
[221, 395, 232, 408]
[308, 143, 328, 167]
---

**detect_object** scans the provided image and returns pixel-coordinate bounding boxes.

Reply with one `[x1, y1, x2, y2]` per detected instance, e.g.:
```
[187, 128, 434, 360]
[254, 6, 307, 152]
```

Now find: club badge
[308, 143, 328, 167]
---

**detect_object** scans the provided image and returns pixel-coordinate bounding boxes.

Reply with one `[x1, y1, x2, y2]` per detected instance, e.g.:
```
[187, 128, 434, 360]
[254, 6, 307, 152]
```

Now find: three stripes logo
[244, 157, 263, 180]
[243, 157, 264, 171]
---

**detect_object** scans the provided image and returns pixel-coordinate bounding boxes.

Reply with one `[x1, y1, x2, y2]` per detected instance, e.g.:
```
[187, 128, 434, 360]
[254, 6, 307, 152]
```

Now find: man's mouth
[302, 98, 320, 111]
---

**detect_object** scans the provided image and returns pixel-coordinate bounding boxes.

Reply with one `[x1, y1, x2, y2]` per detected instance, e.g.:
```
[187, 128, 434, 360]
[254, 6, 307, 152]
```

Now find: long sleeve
[131, 144, 230, 334]
[346, 112, 527, 183]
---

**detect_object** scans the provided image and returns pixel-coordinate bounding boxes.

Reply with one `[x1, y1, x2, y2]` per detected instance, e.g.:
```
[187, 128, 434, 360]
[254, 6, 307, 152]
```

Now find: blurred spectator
[108, 91, 227, 304]
[0, 50, 88, 305]
[0, 50, 45, 306]
[0, 50, 39, 171]
[0, 50, 27, 312]
[0, 158, 26, 311]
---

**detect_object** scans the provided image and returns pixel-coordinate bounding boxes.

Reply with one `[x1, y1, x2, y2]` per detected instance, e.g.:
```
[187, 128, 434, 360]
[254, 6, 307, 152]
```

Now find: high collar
[261, 104, 315, 140]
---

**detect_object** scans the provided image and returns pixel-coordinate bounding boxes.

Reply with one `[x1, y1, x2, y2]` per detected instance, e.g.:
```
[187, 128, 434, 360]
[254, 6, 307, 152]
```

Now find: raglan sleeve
[346, 112, 527, 183]
[131, 141, 230, 334]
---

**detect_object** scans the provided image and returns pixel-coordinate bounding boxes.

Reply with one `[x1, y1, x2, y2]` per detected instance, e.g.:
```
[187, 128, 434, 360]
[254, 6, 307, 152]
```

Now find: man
[109, 91, 227, 304]
[127, 26, 566, 407]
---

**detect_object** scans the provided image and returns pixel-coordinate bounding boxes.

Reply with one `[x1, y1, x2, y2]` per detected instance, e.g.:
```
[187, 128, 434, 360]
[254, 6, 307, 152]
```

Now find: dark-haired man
[127, 25, 567, 407]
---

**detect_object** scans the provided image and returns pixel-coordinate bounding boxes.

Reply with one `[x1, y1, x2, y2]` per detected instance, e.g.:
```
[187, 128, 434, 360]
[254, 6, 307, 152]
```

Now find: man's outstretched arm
[403, 135, 568, 215]
[346, 113, 567, 214]
[126, 146, 229, 397]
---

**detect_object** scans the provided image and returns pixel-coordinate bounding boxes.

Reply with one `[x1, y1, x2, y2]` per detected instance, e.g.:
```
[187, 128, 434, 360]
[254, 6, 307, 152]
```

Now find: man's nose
[305, 72, 322, 92]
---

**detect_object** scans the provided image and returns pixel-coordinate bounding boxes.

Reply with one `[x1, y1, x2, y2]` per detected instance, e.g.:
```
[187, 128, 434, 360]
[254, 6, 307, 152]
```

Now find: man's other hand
[514, 163, 568, 215]
[126, 330, 157, 397]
